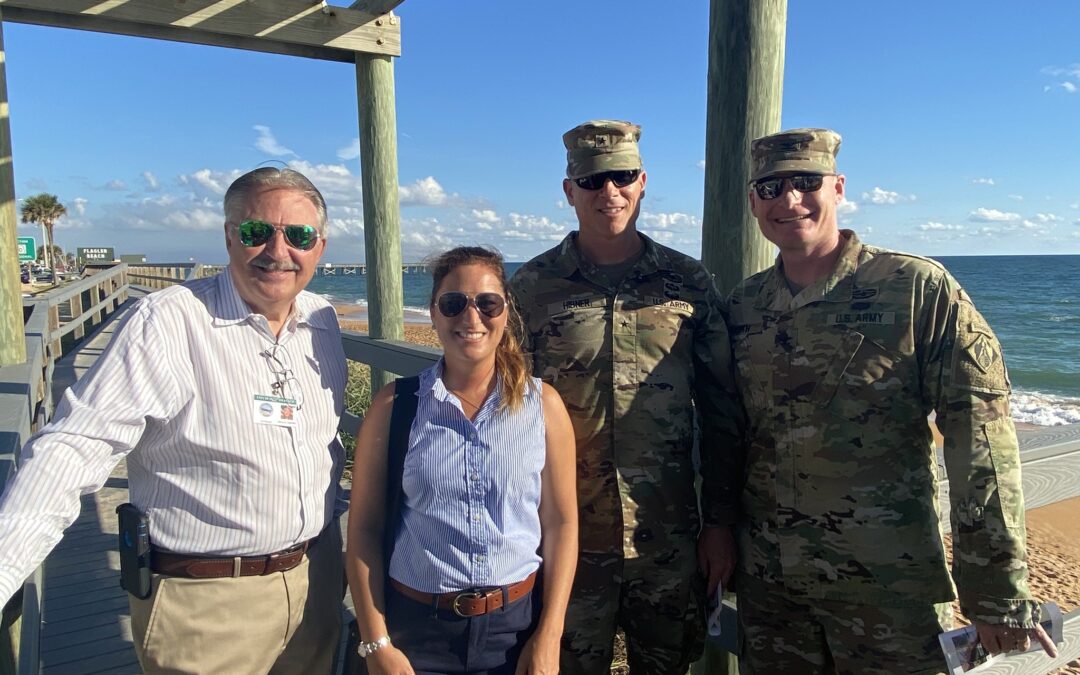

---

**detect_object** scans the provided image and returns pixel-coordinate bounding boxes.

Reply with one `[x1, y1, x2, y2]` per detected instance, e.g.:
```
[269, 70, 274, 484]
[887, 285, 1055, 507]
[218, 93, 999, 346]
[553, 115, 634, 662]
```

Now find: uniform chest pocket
[818, 330, 905, 418]
[733, 331, 772, 413]
[636, 304, 692, 355]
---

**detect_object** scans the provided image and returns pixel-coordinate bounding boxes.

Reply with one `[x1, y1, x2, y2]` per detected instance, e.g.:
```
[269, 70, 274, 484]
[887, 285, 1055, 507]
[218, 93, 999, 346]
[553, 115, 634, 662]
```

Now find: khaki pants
[129, 524, 343, 675]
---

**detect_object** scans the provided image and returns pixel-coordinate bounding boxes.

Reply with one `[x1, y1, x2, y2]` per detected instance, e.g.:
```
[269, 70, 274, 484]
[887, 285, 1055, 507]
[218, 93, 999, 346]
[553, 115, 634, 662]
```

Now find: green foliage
[340, 361, 373, 470]
[21, 193, 68, 270]
[345, 361, 373, 418]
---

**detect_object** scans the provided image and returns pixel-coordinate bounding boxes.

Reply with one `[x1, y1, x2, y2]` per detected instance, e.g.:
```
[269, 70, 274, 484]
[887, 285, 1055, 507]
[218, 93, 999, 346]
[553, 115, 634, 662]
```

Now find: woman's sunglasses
[573, 169, 642, 191]
[234, 219, 321, 251]
[751, 174, 830, 200]
[436, 292, 506, 319]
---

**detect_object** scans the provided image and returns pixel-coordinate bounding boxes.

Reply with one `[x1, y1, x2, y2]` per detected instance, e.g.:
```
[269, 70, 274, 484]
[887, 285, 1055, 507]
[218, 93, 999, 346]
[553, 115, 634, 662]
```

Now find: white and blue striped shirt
[388, 362, 546, 592]
[0, 269, 348, 605]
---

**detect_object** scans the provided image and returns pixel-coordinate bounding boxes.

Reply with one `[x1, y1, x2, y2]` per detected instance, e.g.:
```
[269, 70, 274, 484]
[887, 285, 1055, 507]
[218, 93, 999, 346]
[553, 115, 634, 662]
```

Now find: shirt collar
[421, 359, 505, 412]
[212, 267, 333, 332]
[754, 229, 863, 311]
[549, 231, 665, 283]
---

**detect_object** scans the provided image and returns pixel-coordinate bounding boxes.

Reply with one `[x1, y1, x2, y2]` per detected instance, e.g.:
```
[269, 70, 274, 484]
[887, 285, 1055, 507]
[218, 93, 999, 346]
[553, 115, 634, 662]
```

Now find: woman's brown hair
[427, 246, 533, 412]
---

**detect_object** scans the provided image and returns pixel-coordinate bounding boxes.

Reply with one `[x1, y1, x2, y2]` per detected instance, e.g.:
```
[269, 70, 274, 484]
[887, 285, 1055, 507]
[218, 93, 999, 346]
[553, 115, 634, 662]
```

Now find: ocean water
[308, 255, 1080, 426]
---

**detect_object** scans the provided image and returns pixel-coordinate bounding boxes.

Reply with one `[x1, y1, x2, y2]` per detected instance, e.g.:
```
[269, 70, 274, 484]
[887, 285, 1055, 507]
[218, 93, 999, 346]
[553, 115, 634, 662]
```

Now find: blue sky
[7, 1, 1080, 263]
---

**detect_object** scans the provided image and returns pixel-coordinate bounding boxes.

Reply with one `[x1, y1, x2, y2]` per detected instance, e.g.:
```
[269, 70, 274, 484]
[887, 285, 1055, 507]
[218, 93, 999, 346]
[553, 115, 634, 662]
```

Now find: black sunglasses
[436, 292, 506, 319]
[752, 174, 831, 200]
[234, 219, 321, 251]
[573, 169, 642, 191]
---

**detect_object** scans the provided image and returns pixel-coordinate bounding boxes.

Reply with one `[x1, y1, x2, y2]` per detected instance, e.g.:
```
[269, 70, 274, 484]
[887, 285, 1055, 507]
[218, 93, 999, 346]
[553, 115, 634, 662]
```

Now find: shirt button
[476, 553, 487, 562]
[472, 513, 481, 522]
[470, 473, 480, 481]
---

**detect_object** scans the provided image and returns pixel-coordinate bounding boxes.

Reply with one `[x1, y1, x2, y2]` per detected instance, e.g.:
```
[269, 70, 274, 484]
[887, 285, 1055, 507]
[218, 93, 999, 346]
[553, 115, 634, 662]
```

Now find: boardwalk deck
[40, 295, 146, 674]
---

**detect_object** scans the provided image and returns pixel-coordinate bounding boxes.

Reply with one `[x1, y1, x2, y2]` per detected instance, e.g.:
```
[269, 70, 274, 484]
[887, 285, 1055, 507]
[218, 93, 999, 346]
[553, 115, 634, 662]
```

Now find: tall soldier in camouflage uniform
[727, 128, 1057, 674]
[509, 120, 743, 675]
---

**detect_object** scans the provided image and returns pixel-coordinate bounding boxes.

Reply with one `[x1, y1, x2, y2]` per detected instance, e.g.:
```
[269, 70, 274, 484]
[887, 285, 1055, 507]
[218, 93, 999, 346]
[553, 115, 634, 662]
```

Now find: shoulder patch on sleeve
[951, 294, 1010, 395]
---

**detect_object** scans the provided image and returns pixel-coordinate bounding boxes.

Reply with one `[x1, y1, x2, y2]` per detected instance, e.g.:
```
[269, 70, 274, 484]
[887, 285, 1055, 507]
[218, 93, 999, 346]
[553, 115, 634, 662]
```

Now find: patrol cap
[749, 128, 842, 182]
[563, 119, 642, 179]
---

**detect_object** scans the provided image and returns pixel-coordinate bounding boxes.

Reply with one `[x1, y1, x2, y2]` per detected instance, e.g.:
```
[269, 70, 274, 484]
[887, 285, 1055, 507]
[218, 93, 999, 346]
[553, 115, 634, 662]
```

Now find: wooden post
[694, 4, 787, 674]
[700, 0, 787, 296]
[0, 12, 26, 367]
[356, 51, 403, 392]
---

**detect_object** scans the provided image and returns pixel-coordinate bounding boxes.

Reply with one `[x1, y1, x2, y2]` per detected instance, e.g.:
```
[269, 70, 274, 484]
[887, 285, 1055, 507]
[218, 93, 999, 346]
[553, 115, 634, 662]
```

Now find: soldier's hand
[975, 620, 1058, 658]
[697, 525, 735, 595]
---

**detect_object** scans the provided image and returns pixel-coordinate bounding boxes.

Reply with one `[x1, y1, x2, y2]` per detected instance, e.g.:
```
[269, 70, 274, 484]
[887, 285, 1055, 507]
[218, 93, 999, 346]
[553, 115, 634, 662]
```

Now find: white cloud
[399, 176, 457, 207]
[968, 207, 1021, 222]
[1032, 213, 1061, 223]
[142, 171, 160, 190]
[286, 160, 363, 205]
[837, 200, 859, 216]
[638, 211, 700, 231]
[919, 221, 964, 231]
[471, 209, 500, 224]
[1043, 64, 1080, 79]
[972, 178, 995, 186]
[555, 200, 566, 209]
[162, 208, 222, 231]
[72, 197, 88, 216]
[253, 125, 296, 157]
[863, 188, 897, 204]
[697, 160, 706, 171]
[502, 213, 568, 242]
[1041, 64, 1080, 93]
[1008, 194, 1024, 201]
[102, 179, 126, 191]
[337, 138, 361, 161]
[180, 168, 238, 197]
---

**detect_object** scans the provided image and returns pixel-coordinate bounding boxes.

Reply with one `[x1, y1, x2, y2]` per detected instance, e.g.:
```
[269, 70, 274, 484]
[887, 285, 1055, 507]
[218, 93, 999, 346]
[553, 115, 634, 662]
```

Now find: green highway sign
[17, 237, 35, 262]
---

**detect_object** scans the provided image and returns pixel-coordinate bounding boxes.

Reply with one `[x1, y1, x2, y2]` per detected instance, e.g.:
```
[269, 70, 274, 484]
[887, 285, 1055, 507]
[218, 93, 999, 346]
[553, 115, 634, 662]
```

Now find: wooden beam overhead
[0, 0, 401, 63]
[348, 0, 404, 16]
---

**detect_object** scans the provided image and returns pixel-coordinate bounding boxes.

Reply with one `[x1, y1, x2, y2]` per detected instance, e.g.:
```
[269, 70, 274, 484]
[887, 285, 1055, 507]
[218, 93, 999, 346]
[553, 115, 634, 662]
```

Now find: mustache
[251, 257, 301, 272]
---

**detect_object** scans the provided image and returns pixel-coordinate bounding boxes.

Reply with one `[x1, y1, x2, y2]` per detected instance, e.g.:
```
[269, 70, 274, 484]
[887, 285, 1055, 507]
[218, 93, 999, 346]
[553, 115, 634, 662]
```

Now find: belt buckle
[452, 591, 484, 617]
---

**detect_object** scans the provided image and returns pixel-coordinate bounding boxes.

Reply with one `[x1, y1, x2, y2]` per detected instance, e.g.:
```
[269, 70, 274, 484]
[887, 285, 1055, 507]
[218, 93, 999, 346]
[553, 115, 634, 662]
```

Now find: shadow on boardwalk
[41, 462, 139, 674]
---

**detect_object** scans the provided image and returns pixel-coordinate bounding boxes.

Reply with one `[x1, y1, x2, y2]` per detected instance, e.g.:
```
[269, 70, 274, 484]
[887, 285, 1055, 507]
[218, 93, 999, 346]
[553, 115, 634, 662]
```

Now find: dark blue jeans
[386, 583, 540, 675]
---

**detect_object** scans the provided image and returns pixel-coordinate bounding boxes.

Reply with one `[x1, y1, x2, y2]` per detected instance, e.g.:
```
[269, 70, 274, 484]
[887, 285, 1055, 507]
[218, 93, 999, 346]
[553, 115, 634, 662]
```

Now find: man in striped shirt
[0, 168, 349, 674]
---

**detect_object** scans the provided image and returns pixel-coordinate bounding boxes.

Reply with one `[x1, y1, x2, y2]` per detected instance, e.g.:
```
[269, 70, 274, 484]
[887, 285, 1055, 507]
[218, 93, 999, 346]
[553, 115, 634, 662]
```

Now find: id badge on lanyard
[252, 394, 298, 427]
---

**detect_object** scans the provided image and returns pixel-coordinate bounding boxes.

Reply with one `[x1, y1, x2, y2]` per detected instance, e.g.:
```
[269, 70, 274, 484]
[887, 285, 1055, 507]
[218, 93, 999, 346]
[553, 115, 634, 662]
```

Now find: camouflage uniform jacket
[509, 232, 743, 558]
[727, 230, 1038, 626]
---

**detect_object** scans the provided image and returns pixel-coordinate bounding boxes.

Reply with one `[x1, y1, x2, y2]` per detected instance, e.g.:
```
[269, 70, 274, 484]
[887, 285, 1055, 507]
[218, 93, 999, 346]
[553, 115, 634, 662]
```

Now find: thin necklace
[450, 388, 484, 411]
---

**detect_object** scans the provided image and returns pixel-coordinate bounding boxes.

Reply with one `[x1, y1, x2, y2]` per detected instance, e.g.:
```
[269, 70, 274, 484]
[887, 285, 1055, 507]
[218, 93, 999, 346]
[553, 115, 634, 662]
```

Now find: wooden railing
[0, 264, 132, 674]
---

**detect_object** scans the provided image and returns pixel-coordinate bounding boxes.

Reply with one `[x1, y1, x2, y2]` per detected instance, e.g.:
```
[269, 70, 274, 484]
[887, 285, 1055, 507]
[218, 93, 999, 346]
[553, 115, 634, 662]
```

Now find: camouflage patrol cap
[749, 128, 842, 182]
[563, 119, 643, 179]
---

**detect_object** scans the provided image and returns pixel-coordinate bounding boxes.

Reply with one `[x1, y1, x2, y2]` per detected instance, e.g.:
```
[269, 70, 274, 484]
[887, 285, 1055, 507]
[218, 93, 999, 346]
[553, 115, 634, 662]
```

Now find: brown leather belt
[150, 537, 317, 578]
[390, 570, 538, 618]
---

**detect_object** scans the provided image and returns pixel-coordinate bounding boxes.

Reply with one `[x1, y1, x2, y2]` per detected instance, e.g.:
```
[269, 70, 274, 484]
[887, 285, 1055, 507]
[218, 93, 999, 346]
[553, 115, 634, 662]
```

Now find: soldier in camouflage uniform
[727, 128, 1057, 673]
[508, 120, 743, 674]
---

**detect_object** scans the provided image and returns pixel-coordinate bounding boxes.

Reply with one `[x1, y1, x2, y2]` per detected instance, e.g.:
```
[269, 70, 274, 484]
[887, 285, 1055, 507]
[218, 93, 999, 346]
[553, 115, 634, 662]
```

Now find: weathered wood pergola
[0, 0, 419, 388]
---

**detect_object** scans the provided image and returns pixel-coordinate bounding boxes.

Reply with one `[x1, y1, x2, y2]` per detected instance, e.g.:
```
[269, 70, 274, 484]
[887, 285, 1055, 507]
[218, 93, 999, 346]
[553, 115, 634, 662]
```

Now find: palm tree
[20, 193, 67, 274]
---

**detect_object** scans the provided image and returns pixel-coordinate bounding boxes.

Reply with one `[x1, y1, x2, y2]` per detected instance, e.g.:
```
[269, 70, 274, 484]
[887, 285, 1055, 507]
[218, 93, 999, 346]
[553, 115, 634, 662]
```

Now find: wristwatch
[357, 635, 391, 658]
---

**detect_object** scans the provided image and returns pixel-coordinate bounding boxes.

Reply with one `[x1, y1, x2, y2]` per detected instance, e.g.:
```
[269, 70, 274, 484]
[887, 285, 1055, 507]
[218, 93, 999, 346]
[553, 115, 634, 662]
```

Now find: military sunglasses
[573, 169, 642, 191]
[234, 219, 322, 251]
[436, 292, 506, 319]
[752, 173, 832, 200]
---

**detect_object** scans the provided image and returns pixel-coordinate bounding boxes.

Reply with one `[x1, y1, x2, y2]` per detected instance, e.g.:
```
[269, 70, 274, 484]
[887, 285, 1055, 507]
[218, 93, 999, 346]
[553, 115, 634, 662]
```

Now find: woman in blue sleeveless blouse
[347, 246, 578, 675]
